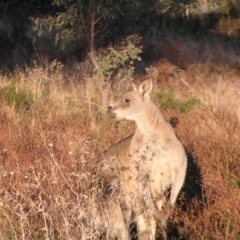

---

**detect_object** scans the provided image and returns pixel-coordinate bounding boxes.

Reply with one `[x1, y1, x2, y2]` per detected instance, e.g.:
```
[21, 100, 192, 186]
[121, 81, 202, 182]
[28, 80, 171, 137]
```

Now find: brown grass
[164, 108, 240, 239]
[145, 36, 240, 119]
[0, 54, 240, 239]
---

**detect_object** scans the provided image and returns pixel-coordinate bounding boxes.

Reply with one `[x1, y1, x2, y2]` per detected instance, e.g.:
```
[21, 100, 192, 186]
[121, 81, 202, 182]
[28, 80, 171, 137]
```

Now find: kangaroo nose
[107, 106, 112, 113]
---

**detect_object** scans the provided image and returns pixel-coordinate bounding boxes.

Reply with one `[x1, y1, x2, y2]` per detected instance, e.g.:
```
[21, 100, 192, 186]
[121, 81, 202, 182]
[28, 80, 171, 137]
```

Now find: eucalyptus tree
[31, 0, 148, 68]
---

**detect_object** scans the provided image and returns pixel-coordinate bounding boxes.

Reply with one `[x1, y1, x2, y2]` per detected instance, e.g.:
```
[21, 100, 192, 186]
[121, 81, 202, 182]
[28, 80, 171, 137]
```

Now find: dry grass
[145, 36, 240, 119]
[164, 108, 240, 239]
[0, 52, 240, 239]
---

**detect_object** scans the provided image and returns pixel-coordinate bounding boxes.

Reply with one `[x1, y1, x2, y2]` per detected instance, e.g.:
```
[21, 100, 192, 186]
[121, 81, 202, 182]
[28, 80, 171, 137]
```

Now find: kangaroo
[105, 79, 187, 239]
[79, 163, 130, 240]
[88, 197, 129, 240]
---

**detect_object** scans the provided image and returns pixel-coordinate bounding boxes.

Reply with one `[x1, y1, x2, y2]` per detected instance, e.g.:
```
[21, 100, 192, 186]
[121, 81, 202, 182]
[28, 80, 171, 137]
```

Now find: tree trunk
[89, 4, 98, 69]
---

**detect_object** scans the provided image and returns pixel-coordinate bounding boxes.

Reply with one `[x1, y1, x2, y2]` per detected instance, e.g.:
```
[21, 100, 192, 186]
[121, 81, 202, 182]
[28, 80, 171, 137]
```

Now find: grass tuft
[0, 84, 33, 113]
[153, 91, 199, 113]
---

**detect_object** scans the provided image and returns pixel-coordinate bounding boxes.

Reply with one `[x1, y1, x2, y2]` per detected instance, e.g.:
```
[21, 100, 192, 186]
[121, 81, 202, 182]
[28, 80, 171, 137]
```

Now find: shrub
[95, 35, 142, 80]
[0, 84, 33, 113]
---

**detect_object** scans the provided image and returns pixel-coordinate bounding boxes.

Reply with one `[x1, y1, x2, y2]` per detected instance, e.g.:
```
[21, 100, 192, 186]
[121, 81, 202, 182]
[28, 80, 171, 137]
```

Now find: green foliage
[180, 96, 200, 113]
[30, 0, 145, 51]
[153, 91, 199, 113]
[154, 91, 175, 110]
[0, 84, 33, 112]
[29, 0, 240, 69]
[95, 35, 142, 80]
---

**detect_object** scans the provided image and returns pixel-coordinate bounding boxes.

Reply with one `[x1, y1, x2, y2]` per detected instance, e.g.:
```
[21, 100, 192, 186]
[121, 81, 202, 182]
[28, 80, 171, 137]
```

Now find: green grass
[153, 91, 200, 113]
[0, 84, 33, 113]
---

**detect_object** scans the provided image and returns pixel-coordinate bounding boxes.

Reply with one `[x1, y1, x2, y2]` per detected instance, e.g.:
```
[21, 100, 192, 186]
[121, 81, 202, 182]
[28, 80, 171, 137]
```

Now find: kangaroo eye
[125, 99, 130, 103]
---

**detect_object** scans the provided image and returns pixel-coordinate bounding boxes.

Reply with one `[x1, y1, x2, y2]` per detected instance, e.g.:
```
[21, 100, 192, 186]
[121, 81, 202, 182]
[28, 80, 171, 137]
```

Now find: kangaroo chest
[130, 133, 166, 160]
[129, 134, 170, 174]
[128, 134, 172, 200]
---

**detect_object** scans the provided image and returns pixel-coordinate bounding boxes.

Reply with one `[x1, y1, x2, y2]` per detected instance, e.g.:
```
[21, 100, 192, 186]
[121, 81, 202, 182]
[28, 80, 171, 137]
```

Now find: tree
[31, 0, 147, 69]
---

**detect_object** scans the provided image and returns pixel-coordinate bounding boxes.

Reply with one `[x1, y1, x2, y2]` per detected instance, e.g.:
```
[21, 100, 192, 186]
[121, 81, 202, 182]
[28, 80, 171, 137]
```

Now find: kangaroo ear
[132, 80, 139, 91]
[138, 79, 153, 98]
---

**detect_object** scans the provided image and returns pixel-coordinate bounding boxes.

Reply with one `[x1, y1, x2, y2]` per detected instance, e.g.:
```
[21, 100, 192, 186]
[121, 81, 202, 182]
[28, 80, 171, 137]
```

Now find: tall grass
[0, 53, 239, 239]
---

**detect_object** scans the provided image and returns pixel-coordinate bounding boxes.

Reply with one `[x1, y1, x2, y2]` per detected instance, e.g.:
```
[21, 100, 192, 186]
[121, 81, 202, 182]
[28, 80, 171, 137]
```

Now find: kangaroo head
[108, 79, 153, 121]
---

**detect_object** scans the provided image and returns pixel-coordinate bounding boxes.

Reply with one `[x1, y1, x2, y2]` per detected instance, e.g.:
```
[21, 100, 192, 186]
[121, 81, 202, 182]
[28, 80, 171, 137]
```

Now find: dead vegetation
[0, 49, 240, 239]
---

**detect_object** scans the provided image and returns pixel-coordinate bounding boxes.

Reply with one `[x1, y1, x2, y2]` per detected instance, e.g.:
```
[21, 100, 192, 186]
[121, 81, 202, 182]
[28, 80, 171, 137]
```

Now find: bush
[95, 35, 142, 80]
[0, 84, 33, 113]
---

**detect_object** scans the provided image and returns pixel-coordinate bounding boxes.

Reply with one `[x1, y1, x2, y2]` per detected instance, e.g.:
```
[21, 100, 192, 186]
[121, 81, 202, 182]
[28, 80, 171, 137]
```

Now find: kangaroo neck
[134, 103, 165, 135]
